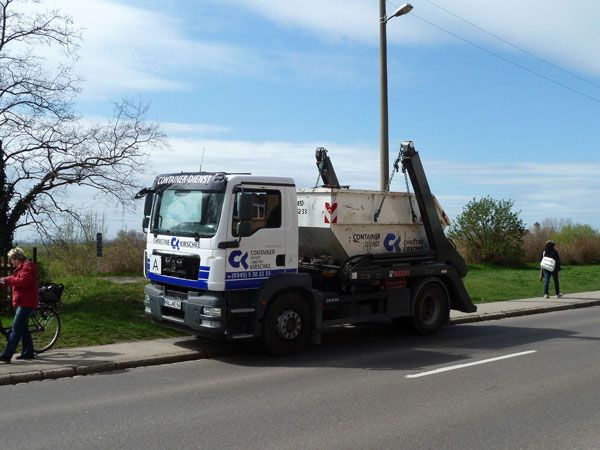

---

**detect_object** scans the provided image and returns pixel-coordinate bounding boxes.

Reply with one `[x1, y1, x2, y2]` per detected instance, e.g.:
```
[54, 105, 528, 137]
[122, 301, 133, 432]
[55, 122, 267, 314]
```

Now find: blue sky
[39, 0, 600, 236]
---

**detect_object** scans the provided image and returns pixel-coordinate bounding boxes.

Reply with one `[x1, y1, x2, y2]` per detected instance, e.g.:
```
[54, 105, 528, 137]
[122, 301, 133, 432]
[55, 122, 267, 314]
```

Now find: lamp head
[389, 3, 413, 20]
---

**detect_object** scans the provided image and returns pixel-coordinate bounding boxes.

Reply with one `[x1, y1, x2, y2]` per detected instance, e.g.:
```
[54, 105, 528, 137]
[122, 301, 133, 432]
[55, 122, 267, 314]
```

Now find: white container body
[297, 188, 449, 262]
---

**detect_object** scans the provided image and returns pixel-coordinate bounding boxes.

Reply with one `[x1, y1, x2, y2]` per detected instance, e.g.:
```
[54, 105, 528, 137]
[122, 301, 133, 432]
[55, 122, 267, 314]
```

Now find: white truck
[136, 141, 476, 355]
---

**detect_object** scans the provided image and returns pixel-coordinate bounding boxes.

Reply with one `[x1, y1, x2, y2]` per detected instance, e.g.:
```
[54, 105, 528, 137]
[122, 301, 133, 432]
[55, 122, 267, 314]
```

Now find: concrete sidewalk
[1, 291, 600, 386]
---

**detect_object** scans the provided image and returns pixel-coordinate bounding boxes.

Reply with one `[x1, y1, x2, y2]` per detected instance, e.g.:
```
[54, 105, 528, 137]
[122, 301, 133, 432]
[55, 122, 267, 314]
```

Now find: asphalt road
[2, 307, 600, 449]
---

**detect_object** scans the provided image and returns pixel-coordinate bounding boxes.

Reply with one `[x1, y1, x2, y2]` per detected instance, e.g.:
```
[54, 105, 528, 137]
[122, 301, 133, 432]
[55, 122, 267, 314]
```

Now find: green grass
[2, 265, 600, 350]
[2, 275, 183, 350]
[56, 276, 183, 348]
[464, 263, 600, 303]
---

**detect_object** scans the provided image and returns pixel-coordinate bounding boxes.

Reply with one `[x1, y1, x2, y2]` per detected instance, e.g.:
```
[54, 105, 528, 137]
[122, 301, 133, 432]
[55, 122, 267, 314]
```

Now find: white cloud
[148, 138, 378, 189]
[225, 0, 600, 76]
[162, 122, 231, 138]
[21, 0, 600, 100]
[425, 159, 600, 227]
[40, 0, 260, 98]
[439, 0, 600, 75]
[223, 0, 437, 45]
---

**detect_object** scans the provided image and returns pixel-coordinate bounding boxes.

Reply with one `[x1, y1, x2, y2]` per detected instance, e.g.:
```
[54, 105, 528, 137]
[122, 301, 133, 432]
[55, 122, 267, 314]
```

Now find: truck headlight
[203, 306, 222, 317]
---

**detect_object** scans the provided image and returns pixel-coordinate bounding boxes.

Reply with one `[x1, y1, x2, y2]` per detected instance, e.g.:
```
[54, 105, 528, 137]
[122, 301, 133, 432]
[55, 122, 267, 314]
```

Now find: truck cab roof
[153, 172, 295, 190]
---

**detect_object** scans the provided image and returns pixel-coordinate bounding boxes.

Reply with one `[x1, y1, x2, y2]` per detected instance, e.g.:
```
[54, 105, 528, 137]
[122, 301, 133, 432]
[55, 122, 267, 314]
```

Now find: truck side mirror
[143, 194, 153, 217]
[238, 193, 254, 221]
[237, 222, 252, 237]
[136, 187, 154, 232]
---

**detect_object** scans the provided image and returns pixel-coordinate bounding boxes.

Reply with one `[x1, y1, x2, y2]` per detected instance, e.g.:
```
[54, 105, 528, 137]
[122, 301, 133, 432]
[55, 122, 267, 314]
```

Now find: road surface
[1, 307, 600, 449]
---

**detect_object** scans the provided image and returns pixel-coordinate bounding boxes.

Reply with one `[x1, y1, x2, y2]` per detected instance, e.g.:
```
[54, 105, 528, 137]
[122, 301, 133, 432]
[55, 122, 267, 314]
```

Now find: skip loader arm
[401, 141, 476, 313]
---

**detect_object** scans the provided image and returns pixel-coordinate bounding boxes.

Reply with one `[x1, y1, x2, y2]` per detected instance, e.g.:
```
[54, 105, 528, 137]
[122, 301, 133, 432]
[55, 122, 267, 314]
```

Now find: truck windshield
[151, 188, 224, 238]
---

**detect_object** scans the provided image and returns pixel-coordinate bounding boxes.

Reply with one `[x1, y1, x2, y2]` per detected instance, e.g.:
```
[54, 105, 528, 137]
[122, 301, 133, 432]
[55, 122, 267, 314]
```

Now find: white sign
[149, 255, 162, 274]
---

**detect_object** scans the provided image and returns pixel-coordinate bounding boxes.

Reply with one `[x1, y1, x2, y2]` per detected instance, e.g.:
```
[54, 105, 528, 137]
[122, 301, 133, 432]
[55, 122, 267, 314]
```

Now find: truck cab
[141, 173, 301, 339]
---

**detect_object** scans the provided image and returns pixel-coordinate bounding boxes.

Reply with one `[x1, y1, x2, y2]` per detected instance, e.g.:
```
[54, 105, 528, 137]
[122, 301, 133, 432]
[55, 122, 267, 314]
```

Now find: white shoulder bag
[540, 251, 556, 272]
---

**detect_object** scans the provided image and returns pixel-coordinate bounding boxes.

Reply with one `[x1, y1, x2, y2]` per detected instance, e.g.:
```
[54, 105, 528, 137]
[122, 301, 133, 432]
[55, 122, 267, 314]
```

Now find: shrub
[523, 220, 600, 264]
[102, 230, 146, 275]
[448, 196, 526, 266]
[522, 223, 553, 262]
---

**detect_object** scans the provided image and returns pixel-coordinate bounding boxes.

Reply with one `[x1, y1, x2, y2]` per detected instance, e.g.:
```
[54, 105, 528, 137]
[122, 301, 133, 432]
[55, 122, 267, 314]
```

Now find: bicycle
[0, 283, 63, 354]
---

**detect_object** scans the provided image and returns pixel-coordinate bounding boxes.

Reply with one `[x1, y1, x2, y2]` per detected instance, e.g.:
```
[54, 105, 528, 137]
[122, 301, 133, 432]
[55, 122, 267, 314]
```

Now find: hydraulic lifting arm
[401, 141, 476, 313]
[400, 141, 467, 276]
[315, 147, 341, 189]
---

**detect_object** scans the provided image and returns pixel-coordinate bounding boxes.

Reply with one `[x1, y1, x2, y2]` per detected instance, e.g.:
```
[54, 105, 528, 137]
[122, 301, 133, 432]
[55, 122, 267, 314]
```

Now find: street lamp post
[379, 1, 413, 191]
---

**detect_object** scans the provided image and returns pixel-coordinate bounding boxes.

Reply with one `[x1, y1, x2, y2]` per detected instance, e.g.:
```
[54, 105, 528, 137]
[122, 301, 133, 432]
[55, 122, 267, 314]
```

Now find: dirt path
[101, 276, 145, 284]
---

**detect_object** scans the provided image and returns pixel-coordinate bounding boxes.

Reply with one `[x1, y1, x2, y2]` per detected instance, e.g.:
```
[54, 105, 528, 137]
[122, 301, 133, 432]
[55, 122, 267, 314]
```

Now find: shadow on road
[196, 318, 588, 372]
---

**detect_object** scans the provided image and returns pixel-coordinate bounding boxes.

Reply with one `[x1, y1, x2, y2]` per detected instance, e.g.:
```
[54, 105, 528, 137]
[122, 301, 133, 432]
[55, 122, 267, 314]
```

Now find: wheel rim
[421, 294, 439, 325]
[275, 309, 302, 340]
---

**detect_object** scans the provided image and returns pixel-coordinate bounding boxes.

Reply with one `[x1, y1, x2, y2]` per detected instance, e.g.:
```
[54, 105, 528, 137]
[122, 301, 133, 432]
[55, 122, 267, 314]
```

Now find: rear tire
[29, 306, 61, 353]
[262, 293, 311, 356]
[411, 282, 449, 335]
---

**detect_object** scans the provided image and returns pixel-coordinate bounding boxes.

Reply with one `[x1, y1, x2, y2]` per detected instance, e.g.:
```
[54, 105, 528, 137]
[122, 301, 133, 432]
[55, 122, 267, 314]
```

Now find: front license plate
[164, 298, 182, 310]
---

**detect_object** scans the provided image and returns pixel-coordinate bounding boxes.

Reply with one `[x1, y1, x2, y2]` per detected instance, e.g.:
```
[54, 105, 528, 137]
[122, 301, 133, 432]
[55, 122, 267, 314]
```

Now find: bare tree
[0, 0, 165, 253]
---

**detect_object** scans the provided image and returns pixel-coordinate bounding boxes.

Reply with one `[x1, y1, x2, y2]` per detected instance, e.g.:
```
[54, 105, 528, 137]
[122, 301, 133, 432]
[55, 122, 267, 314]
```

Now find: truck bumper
[143, 283, 226, 338]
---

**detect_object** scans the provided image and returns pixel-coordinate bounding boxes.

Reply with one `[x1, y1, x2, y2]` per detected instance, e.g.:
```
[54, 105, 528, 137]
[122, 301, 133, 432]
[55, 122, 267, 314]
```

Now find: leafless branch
[0, 1, 166, 252]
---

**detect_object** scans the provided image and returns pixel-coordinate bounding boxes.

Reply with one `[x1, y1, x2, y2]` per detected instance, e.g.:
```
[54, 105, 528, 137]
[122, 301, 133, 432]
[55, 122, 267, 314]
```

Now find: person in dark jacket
[539, 240, 562, 299]
[0, 247, 39, 363]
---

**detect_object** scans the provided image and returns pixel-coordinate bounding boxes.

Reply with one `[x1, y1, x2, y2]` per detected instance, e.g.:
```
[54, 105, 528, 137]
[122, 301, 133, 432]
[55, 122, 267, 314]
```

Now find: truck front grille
[157, 253, 200, 280]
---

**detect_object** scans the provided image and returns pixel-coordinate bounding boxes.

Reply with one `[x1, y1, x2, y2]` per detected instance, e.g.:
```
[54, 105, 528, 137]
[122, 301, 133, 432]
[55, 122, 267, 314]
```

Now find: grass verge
[55, 276, 184, 348]
[464, 263, 600, 303]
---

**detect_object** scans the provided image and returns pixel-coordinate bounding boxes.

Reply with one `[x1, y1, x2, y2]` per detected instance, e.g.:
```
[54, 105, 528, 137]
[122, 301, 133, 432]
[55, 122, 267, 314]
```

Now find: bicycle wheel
[29, 306, 61, 353]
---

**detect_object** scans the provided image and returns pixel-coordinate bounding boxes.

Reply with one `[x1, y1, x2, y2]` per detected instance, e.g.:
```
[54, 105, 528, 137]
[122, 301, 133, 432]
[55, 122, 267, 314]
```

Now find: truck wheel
[263, 293, 311, 356]
[411, 282, 449, 335]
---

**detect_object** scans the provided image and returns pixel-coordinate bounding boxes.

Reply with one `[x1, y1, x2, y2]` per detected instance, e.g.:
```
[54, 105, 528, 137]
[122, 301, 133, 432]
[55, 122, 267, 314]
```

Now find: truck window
[152, 188, 224, 238]
[232, 188, 281, 236]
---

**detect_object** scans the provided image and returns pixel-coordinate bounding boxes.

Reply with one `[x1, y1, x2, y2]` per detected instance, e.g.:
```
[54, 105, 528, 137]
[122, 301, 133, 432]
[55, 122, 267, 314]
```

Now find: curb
[0, 351, 211, 387]
[450, 300, 600, 325]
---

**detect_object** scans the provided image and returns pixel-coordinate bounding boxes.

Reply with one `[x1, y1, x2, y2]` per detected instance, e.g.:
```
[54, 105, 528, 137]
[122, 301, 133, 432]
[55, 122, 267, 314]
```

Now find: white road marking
[406, 350, 537, 379]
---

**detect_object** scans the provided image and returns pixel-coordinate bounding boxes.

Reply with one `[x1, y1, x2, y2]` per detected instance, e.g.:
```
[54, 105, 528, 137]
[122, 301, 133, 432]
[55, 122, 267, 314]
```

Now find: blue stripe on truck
[199, 265, 210, 280]
[148, 272, 208, 290]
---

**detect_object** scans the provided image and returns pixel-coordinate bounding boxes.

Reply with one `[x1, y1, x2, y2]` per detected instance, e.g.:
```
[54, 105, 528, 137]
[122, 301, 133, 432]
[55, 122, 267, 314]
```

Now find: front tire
[411, 281, 449, 335]
[29, 306, 61, 353]
[262, 293, 311, 356]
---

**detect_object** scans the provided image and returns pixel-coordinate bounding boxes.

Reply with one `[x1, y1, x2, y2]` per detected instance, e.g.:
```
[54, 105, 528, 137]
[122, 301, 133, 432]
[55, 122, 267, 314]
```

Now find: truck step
[230, 333, 254, 340]
[230, 308, 255, 314]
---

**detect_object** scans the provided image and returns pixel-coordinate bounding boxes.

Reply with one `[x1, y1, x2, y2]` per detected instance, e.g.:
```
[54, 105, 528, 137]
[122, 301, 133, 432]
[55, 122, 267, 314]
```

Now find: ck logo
[228, 250, 249, 270]
[170, 237, 180, 251]
[384, 233, 401, 252]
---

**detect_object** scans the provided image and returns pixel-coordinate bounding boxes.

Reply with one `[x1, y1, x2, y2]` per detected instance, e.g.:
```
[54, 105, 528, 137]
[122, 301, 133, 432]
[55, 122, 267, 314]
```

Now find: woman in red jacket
[0, 247, 39, 363]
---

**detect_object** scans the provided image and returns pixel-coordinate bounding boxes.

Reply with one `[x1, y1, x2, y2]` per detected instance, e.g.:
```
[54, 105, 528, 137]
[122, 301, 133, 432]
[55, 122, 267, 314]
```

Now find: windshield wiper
[187, 231, 214, 240]
[152, 229, 173, 237]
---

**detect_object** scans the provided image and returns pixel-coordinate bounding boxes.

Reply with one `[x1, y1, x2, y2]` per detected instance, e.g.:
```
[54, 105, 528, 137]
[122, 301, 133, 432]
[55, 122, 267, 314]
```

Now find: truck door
[225, 186, 287, 290]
